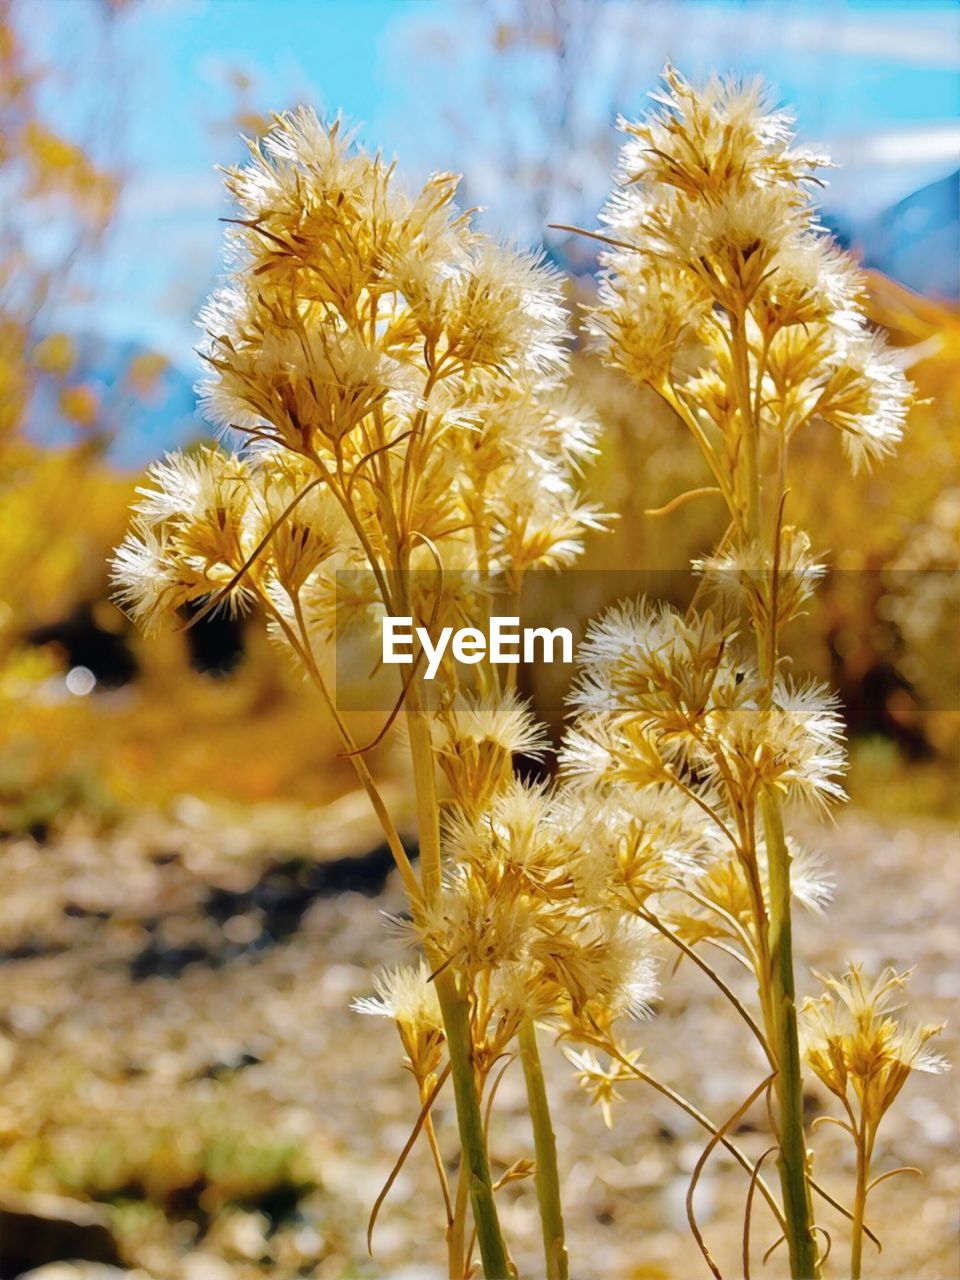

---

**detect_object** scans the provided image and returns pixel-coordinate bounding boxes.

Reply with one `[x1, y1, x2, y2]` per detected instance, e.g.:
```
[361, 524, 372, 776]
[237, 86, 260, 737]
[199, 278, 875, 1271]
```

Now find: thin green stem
[729, 306, 820, 1280]
[519, 1019, 568, 1280]
[423, 1104, 454, 1230]
[448, 1156, 469, 1279]
[405, 686, 443, 900]
[761, 788, 821, 1280]
[404, 673, 511, 1279]
[851, 1132, 867, 1280]
[434, 966, 512, 1280]
[729, 309, 762, 539]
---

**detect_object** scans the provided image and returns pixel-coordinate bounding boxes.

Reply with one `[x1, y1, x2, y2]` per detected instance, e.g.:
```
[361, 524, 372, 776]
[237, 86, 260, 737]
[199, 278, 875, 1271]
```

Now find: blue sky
[24, 0, 960, 366]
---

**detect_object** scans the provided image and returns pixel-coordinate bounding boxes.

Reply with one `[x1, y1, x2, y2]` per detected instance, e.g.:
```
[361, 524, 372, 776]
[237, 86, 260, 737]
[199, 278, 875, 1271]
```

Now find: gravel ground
[0, 803, 956, 1280]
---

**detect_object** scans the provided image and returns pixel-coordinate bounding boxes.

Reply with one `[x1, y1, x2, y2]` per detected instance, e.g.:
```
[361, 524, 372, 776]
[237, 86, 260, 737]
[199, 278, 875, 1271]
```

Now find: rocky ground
[0, 798, 956, 1280]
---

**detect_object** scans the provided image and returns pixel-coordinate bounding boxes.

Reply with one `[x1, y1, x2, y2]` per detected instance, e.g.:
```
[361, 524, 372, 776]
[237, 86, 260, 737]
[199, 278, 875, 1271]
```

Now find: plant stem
[518, 1019, 568, 1280]
[761, 789, 821, 1280]
[729, 310, 762, 539]
[435, 966, 512, 1279]
[405, 691, 444, 901]
[851, 1133, 867, 1280]
[448, 1153, 470, 1279]
[405, 679, 512, 1279]
[730, 308, 820, 1280]
[273, 600, 420, 901]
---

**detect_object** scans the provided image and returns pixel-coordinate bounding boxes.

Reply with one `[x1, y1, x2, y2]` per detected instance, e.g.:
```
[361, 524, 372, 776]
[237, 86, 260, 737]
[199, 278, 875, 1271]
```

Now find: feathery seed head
[565, 782, 715, 908]
[443, 777, 573, 899]
[693, 527, 826, 633]
[591, 257, 710, 387]
[111, 447, 256, 633]
[353, 960, 445, 1079]
[433, 691, 550, 812]
[594, 65, 912, 480]
[816, 329, 912, 471]
[704, 676, 847, 810]
[533, 913, 659, 1033]
[616, 66, 828, 202]
[801, 965, 947, 1130]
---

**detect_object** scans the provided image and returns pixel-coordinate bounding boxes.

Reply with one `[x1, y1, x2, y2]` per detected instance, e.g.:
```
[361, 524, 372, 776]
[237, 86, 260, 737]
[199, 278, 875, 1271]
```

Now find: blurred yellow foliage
[0, 1, 119, 429]
[127, 350, 169, 396]
[32, 332, 77, 379]
[21, 120, 118, 221]
[56, 383, 101, 429]
[0, 443, 133, 638]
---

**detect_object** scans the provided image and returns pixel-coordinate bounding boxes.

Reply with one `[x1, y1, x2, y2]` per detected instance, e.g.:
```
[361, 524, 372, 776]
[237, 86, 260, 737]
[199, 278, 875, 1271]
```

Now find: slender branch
[604, 1044, 787, 1232]
[270, 596, 420, 902]
[631, 903, 770, 1060]
[645, 486, 722, 518]
[667, 774, 741, 853]
[852, 1120, 883, 1280]
[744, 1146, 778, 1280]
[728, 308, 761, 539]
[448, 1156, 470, 1280]
[547, 221, 638, 251]
[686, 1073, 777, 1280]
[809, 1179, 882, 1254]
[866, 1166, 921, 1194]
[424, 1105, 455, 1228]
[851, 1127, 867, 1280]
[704, 936, 755, 973]
[685, 889, 759, 965]
[367, 1064, 451, 1253]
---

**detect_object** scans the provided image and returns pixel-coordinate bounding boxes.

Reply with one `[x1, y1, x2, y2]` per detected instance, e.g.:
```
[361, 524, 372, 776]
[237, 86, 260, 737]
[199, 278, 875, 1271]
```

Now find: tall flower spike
[113, 106, 610, 1280]
[575, 66, 922, 1280]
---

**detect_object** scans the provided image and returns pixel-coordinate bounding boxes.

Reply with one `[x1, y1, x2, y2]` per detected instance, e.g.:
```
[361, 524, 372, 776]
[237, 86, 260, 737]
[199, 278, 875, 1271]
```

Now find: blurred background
[1, 2, 957, 1278]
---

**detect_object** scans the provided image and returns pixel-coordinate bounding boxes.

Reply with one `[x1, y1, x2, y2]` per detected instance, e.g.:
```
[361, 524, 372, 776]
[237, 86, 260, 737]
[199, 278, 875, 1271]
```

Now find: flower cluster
[572, 65, 921, 1280]
[558, 597, 843, 942]
[802, 966, 947, 1128]
[364, 694, 663, 1098]
[593, 64, 911, 477]
[802, 965, 946, 1278]
[113, 109, 612, 1279]
[110, 74, 941, 1280]
[113, 110, 602, 660]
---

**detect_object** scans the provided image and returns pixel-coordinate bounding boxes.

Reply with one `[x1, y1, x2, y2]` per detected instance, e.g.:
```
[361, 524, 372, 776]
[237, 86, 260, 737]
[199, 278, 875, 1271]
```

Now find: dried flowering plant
[111, 110, 619, 1279]
[110, 78, 946, 1280]
[554, 65, 937, 1279]
[801, 966, 947, 1280]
